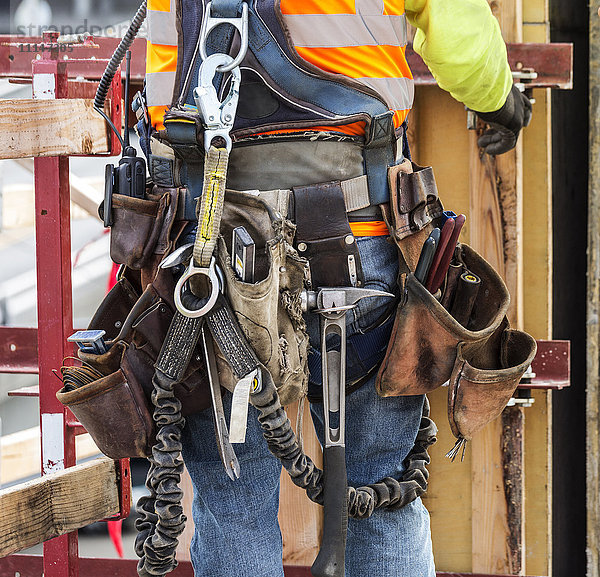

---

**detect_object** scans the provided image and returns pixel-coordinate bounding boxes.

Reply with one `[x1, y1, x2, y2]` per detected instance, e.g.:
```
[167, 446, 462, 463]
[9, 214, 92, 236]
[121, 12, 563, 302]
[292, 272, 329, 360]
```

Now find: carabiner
[174, 257, 221, 318]
[199, 2, 249, 73]
[193, 52, 241, 151]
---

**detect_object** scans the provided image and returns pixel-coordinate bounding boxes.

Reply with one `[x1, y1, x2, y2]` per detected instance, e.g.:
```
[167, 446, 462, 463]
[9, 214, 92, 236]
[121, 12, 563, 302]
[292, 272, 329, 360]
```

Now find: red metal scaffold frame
[0, 32, 571, 577]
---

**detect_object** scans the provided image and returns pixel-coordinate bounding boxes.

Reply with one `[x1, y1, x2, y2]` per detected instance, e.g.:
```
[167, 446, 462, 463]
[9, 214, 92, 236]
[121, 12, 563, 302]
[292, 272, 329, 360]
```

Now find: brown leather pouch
[375, 244, 510, 396]
[383, 162, 445, 273]
[292, 180, 363, 288]
[56, 268, 210, 459]
[108, 186, 179, 270]
[56, 369, 154, 459]
[448, 325, 536, 441]
[87, 268, 141, 341]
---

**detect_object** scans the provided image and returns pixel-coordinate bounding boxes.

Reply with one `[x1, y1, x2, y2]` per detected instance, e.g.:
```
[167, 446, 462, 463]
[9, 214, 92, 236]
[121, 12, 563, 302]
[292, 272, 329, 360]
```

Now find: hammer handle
[311, 445, 348, 577]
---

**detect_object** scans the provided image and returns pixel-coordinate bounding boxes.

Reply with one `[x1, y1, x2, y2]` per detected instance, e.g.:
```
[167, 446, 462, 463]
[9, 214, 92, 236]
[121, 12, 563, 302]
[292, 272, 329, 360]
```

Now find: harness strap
[244, 8, 395, 205]
[173, 0, 396, 206]
[194, 145, 229, 267]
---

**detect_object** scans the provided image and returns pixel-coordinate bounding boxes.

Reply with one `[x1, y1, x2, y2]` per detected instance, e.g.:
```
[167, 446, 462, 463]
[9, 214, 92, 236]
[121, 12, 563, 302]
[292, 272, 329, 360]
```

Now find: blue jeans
[181, 236, 436, 576]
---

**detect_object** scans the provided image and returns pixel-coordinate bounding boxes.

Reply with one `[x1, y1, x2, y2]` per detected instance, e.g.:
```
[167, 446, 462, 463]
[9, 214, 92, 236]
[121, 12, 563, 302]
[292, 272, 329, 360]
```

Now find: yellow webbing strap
[194, 145, 229, 267]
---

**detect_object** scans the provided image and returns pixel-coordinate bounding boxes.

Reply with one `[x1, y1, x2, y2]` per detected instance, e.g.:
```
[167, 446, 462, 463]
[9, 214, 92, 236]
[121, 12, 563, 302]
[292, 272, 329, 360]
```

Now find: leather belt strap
[175, 174, 372, 222]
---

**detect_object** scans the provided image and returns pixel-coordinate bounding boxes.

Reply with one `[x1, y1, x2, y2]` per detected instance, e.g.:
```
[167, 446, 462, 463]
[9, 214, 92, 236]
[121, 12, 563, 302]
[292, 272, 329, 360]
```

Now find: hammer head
[302, 286, 395, 313]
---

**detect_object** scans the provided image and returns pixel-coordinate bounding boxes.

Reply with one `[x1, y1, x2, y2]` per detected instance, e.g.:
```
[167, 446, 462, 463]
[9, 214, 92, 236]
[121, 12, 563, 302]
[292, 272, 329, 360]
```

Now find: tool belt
[378, 162, 537, 448]
[57, 182, 311, 457]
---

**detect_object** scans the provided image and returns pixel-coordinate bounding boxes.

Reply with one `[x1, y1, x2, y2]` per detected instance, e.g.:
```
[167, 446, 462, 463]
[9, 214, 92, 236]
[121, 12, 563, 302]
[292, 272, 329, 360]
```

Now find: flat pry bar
[201, 325, 240, 480]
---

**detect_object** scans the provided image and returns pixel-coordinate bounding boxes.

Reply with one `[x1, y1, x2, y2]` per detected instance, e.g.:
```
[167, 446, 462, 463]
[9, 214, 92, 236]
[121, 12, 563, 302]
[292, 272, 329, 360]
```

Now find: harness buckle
[174, 256, 221, 318]
[193, 52, 241, 152]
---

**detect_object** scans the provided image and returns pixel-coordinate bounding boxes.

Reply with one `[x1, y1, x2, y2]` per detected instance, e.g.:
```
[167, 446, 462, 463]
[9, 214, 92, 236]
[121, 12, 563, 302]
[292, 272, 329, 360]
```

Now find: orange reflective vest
[146, 0, 413, 134]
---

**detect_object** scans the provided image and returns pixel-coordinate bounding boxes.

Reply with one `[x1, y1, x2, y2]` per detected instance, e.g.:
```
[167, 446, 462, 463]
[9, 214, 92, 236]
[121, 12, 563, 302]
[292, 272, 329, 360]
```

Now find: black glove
[475, 84, 532, 155]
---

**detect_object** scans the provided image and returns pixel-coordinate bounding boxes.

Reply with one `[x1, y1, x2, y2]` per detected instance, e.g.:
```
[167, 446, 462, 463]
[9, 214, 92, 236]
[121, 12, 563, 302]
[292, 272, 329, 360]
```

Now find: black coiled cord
[93, 0, 147, 145]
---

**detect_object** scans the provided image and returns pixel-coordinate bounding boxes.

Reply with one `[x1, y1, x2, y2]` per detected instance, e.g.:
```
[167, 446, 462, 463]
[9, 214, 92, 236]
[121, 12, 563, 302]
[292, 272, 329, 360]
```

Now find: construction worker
[142, 1, 532, 575]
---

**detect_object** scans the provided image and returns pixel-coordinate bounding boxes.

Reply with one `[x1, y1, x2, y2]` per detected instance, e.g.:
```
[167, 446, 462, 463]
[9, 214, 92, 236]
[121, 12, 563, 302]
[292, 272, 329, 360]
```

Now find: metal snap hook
[174, 257, 220, 318]
[193, 52, 241, 151]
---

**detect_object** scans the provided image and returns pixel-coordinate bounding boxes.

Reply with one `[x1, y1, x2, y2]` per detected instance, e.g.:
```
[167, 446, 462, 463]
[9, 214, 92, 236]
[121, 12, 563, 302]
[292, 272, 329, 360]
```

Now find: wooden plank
[588, 5, 600, 576]
[470, 2, 523, 574]
[411, 86, 474, 573]
[279, 401, 323, 565]
[1, 427, 101, 486]
[0, 99, 110, 159]
[0, 457, 120, 557]
[468, 129, 516, 577]
[521, 87, 552, 577]
[522, 3, 552, 575]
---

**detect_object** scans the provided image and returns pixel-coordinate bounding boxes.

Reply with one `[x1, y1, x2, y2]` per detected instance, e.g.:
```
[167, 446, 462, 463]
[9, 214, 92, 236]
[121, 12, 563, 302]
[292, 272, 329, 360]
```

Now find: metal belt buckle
[174, 256, 221, 318]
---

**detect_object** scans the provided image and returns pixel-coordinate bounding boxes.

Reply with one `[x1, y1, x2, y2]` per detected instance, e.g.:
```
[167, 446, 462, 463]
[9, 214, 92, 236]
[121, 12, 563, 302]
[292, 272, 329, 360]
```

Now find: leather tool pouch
[100, 185, 181, 273]
[376, 243, 536, 439]
[292, 181, 364, 288]
[382, 162, 445, 274]
[448, 322, 536, 440]
[214, 190, 309, 406]
[56, 268, 210, 459]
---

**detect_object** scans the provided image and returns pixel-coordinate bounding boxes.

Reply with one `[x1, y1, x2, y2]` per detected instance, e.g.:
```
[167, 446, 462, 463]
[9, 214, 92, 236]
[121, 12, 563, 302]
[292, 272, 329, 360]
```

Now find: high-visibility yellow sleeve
[405, 0, 513, 112]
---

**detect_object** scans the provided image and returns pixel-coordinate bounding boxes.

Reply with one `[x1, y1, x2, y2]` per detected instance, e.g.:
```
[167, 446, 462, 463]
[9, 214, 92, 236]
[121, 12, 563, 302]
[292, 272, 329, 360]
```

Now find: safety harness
[90, 3, 437, 576]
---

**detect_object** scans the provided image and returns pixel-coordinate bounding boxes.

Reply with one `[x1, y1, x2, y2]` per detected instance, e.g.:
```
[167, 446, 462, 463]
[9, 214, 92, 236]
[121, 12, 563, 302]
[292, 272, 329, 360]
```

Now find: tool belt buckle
[174, 256, 221, 318]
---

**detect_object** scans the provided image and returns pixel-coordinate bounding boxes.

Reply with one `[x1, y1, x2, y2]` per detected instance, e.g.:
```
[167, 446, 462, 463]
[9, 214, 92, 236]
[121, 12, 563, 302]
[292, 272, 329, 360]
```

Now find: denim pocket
[350, 236, 399, 334]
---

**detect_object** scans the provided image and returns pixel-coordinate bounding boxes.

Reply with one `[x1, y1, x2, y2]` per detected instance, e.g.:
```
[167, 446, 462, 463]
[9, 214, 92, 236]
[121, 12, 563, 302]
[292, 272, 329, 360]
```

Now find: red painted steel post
[32, 31, 78, 577]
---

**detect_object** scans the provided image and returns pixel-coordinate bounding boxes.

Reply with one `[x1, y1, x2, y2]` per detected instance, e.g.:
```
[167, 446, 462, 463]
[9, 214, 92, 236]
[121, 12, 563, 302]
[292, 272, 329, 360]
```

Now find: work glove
[475, 84, 532, 155]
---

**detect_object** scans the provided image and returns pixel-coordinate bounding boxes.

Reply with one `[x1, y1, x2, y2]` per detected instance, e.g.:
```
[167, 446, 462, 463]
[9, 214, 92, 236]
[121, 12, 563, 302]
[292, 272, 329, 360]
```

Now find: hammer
[302, 287, 395, 577]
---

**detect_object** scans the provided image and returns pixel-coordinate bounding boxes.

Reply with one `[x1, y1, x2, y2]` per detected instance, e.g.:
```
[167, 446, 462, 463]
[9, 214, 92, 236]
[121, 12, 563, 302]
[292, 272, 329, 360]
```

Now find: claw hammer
[302, 287, 395, 577]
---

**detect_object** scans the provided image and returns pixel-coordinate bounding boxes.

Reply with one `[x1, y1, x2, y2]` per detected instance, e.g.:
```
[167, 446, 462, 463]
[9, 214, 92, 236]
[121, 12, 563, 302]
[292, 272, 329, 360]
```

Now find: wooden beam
[587, 4, 600, 576]
[1, 426, 101, 486]
[279, 401, 323, 565]
[470, 1, 524, 574]
[0, 99, 110, 159]
[0, 457, 120, 557]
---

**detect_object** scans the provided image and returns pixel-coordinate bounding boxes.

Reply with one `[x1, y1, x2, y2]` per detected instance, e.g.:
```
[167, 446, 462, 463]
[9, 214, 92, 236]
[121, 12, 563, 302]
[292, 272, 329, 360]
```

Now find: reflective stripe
[284, 13, 407, 48]
[356, 76, 414, 111]
[146, 70, 177, 107]
[148, 0, 178, 47]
